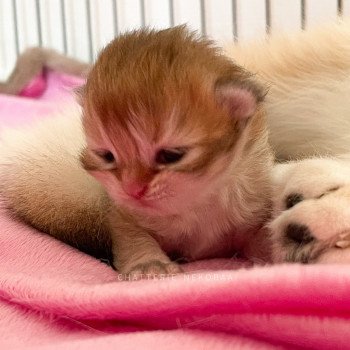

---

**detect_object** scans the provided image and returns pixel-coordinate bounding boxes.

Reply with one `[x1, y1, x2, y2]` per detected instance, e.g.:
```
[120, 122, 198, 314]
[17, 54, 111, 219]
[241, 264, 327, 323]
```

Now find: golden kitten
[0, 27, 272, 277]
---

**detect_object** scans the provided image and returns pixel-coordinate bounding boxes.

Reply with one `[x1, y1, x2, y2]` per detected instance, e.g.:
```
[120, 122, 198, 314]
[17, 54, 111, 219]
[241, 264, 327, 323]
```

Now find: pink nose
[123, 183, 148, 199]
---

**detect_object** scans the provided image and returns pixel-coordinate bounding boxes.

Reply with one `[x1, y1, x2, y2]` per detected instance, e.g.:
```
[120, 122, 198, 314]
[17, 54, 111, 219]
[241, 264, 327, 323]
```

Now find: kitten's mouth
[120, 190, 169, 210]
[128, 196, 155, 208]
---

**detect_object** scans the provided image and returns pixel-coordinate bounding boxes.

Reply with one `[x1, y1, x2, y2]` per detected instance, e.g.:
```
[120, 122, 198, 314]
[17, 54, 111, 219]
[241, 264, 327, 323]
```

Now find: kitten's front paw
[125, 260, 183, 280]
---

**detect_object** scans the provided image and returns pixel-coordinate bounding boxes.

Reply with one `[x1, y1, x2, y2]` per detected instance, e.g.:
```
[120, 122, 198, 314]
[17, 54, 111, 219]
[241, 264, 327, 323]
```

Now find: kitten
[226, 20, 350, 160]
[225, 20, 350, 265]
[0, 26, 272, 277]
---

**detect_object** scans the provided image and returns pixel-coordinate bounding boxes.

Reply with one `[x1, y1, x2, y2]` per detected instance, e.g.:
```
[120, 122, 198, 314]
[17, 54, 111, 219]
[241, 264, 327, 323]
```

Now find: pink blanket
[1, 71, 350, 349]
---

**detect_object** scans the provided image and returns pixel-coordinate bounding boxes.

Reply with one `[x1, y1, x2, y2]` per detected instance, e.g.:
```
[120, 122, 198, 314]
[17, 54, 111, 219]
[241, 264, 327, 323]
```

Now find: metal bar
[169, 0, 175, 27]
[338, 0, 343, 16]
[111, 0, 118, 37]
[301, 0, 306, 30]
[35, 0, 43, 46]
[60, 0, 68, 54]
[199, 0, 206, 35]
[12, 0, 20, 54]
[140, 0, 146, 27]
[86, 0, 93, 62]
[265, 0, 271, 34]
[232, 0, 238, 41]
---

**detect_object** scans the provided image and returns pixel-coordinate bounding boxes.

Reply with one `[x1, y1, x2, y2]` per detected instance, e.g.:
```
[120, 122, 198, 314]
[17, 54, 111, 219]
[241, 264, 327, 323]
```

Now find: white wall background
[0, 0, 349, 80]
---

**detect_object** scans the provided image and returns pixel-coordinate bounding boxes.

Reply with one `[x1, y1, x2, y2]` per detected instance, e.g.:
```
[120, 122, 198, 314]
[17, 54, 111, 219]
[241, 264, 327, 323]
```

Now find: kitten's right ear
[215, 78, 266, 120]
[74, 85, 85, 105]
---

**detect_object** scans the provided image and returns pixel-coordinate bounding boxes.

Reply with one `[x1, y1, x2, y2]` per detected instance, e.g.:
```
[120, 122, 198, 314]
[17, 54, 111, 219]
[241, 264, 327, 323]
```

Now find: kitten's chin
[114, 196, 168, 216]
[110, 179, 219, 216]
[115, 196, 187, 217]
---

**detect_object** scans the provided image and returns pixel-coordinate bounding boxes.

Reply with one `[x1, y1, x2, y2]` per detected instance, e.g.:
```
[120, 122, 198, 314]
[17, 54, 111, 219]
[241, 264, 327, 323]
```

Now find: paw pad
[285, 223, 314, 244]
[285, 193, 304, 209]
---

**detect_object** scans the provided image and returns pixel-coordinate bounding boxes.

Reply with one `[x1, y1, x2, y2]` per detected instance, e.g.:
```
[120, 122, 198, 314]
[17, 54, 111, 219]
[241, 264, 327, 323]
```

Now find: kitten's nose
[123, 182, 148, 199]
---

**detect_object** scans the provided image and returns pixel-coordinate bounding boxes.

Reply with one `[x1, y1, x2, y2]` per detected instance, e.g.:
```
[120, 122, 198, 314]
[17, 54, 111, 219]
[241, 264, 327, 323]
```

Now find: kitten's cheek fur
[89, 171, 124, 202]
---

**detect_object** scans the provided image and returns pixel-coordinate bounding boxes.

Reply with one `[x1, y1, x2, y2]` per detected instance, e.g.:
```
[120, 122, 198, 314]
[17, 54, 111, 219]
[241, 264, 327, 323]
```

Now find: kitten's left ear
[74, 84, 86, 105]
[215, 79, 266, 120]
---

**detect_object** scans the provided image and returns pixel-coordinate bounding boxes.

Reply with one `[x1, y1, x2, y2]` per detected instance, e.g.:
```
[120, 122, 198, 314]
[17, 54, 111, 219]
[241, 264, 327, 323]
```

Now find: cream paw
[269, 157, 350, 264]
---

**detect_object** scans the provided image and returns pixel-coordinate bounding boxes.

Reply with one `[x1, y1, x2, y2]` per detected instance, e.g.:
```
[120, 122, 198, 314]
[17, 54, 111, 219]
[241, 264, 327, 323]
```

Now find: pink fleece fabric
[0, 71, 350, 349]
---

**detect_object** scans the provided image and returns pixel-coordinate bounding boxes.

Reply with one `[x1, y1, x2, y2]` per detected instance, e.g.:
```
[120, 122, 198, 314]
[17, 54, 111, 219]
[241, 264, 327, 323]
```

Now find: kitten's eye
[95, 150, 115, 163]
[155, 148, 186, 165]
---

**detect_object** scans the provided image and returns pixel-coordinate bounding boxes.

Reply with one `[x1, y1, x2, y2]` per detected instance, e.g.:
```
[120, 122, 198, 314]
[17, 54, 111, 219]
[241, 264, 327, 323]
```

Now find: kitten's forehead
[84, 68, 234, 164]
[127, 105, 208, 145]
[83, 26, 258, 155]
[91, 109, 204, 156]
[84, 99, 230, 168]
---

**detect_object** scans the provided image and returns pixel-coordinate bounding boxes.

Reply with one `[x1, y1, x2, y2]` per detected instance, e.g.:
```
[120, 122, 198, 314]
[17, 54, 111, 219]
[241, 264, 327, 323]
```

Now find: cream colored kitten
[226, 20, 350, 160]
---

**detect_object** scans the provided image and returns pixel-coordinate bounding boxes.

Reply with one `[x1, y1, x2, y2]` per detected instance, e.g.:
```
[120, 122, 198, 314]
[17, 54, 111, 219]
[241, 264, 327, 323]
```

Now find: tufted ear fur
[215, 79, 266, 120]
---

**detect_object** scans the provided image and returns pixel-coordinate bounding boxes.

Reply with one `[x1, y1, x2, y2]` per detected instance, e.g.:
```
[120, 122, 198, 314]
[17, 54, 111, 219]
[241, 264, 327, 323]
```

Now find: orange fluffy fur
[0, 27, 272, 277]
[4, 21, 350, 274]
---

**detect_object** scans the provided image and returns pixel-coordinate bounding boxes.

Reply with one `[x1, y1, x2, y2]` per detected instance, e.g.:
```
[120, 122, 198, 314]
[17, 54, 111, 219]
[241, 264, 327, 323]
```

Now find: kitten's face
[81, 98, 249, 216]
[79, 27, 265, 216]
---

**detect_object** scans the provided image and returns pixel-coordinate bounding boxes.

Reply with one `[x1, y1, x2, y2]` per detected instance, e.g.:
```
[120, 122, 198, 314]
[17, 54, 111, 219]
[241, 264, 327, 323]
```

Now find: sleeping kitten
[226, 20, 350, 160]
[0, 26, 272, 277]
